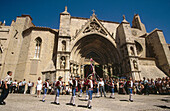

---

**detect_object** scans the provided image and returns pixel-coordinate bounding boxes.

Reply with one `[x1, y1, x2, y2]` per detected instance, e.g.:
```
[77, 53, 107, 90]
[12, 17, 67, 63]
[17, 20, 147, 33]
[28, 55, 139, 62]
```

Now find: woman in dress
[37, 77, 42, 98]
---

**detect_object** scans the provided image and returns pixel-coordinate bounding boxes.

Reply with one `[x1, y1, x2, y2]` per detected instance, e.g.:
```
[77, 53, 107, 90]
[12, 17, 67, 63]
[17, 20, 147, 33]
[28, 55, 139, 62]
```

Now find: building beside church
[0, 6, 169, 85]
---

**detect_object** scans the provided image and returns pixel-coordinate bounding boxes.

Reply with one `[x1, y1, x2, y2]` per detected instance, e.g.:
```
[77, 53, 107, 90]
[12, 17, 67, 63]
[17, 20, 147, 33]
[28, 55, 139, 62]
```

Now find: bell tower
[117, 15, 141, 80]
[56, 6, 71, 83]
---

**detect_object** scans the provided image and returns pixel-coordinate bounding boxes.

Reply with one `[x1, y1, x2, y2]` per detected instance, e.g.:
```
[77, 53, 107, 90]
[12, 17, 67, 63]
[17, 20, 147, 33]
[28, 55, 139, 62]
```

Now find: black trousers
[27, 86, 31, 94]
[0, 84, 9, 102]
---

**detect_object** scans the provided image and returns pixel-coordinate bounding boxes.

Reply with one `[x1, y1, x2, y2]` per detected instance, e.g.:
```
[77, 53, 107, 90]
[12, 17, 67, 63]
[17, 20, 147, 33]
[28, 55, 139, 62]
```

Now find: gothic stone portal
[70, 34, 121, 79]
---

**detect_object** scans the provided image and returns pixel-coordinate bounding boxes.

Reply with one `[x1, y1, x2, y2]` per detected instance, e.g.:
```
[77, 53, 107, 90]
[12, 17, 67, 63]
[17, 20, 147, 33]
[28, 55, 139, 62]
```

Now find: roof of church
[147, 28, 163, 36]
[71, 16, 120, 24]
[22, 26, 58, 36]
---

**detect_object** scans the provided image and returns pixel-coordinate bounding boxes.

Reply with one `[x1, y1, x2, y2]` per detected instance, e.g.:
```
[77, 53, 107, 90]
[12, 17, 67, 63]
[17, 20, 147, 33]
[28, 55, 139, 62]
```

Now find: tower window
[34, 37, 42, 59]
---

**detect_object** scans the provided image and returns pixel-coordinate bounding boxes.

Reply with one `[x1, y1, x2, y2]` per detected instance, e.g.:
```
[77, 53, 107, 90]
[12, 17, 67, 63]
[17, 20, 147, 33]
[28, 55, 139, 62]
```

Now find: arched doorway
[70, 34, 121, 78]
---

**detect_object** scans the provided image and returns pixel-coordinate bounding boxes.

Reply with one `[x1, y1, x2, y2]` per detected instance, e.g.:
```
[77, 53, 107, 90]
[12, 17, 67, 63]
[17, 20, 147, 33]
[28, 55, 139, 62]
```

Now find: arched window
[135, 41, 143, 55]
[34, 37, 42, 58]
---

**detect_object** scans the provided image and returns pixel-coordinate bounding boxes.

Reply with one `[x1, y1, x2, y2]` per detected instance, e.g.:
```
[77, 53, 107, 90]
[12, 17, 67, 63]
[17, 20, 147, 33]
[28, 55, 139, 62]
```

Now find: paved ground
[0, 93, 170, 111]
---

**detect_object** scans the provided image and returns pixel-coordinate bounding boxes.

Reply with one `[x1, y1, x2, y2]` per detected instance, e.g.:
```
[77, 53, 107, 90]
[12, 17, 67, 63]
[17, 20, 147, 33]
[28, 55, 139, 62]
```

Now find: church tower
[116, 15, 141, 80]
[56, 6, 71, 82]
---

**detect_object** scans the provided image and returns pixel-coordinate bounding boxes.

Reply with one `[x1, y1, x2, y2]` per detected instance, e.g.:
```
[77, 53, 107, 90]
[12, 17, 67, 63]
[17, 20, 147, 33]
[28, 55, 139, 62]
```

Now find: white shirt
[130, 81, 133, 88]
[69, 79, 73, 84]
[37, 80, 42, 85]
[19, 82, 22, 86]
[59, 81, 62, 86]
[22, 81, 26, 85]
[75, 80, 78, 87]
[4, 75, 11, 84]
[27, 82, 32, 87]
[13, 82, 17, 86]
[89, 80, 93, 88]
[46, 82, 49, 88]
[98, 81, 104, 87]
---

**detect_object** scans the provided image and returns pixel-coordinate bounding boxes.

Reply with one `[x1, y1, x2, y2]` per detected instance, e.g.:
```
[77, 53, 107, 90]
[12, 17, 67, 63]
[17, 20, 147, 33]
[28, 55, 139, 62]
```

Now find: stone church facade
[0, 7, 169, 85]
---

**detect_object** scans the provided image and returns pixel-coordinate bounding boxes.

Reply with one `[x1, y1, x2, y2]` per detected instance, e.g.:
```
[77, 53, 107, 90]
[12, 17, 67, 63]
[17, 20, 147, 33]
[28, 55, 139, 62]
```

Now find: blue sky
[0, 0, 170, 43]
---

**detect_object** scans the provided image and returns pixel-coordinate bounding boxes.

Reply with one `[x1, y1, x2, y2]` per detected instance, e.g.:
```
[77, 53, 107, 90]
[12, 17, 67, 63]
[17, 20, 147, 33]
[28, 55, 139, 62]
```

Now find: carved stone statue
[133, 60, 138, 69]
[70, 63, 73, 73]
[73, 65, 77, 74]
[60, 56, 66, 69]
[62, 41, 66, 51]
[130, 47, 135, 55]
[62, 45, 65, 51]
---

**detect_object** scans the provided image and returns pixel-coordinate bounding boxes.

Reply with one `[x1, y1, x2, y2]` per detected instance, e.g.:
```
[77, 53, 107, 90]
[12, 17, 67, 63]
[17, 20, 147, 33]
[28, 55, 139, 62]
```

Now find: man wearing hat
[54, 76, 63, 105]
[42, 79, 49, 102]
[69, 75, 79, 106]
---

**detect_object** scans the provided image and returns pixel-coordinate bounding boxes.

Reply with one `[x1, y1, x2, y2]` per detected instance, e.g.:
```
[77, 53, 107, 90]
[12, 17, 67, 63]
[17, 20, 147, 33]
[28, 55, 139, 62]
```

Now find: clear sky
[0, 0, 170, 43]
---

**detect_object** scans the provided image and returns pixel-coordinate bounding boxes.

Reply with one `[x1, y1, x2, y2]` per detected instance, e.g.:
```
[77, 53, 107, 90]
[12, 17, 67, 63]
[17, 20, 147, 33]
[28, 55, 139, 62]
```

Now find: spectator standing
[98, 78, 106, 97]
[22, 79, 26, 94]
[12, 80, 18, 93]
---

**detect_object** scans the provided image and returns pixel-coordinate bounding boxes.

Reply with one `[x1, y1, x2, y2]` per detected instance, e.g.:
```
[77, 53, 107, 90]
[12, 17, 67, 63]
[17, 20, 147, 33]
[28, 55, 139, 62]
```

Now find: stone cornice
[59, 36, 71, 39]
[138, 57, 155, 61]
[57, 51, 71, 54]
[56, 69, 70, 71]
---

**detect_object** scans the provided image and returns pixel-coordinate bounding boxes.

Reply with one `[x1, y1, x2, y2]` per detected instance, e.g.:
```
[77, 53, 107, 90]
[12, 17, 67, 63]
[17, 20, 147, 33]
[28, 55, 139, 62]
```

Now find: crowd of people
[0, 70, 169, 109]
[0, 78, 34, 94]
[0, 76, 169, 96]
[33, 76, 170, 97]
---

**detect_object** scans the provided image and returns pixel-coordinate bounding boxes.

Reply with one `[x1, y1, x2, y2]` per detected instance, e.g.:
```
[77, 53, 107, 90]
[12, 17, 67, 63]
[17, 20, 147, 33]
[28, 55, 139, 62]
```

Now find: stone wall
[146, 29, 170, 76]
[1, 15, 34, 79]
[139, 58, 167, 79]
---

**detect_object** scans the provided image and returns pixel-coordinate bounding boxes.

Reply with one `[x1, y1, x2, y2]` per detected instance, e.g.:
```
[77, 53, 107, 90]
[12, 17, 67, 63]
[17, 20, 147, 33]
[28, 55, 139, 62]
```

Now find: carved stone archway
[70, 34, 121, 78]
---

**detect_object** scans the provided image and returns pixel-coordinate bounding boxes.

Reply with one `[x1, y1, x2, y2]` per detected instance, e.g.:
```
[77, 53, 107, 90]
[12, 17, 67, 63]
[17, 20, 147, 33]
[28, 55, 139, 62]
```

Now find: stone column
[105, 65, 108, 76]
[77, 65, 81, 75]
[80, 65, 84, 78]
[110, 66, 113, 76]
[57, 54, 60, 69]
[70, 63, 73, 74]
[66, 56, 69, 69]
[73, 64, 76, 75]
[102, 65, 105, 78]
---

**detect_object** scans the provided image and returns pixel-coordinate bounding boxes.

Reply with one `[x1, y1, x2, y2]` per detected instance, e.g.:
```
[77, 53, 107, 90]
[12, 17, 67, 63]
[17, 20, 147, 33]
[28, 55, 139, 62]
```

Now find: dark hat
[88, 74, 93, 78]
[75, 75, 80, 78]
[58, 76, 63, 80]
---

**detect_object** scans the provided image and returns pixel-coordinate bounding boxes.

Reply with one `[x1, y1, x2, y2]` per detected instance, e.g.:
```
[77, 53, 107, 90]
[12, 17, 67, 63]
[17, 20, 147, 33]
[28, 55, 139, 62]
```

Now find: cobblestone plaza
[0, 93, 169, 111]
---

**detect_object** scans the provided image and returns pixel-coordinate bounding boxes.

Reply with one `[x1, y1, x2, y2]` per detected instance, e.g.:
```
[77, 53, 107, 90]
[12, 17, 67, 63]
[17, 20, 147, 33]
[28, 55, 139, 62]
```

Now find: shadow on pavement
[51, 102, 56, 104]
[79, 99, 88, 101]
[119, 99, 129, 102]
[77, 105, 88, 108]
[66, 103, 73, 105]
[159, 99, 170, 103]
[154, 105, 170, 109]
